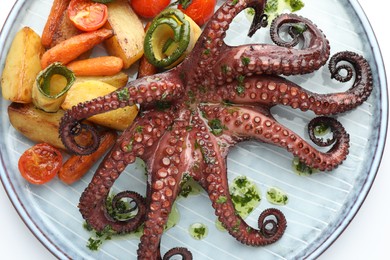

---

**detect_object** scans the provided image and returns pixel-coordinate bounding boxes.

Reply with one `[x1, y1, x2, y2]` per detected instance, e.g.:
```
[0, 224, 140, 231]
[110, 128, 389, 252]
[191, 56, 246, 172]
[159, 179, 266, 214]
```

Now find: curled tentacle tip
[258, 208, 287, 240]
[163, 247, 193, 260]
[110, 191, 146, 223]
[60, 118, 100, 155]
[308, 116, 343, 147]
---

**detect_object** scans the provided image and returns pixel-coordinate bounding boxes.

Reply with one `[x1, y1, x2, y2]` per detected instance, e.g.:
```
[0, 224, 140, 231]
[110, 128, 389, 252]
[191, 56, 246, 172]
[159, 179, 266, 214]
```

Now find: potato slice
[76, 71, 129, 88]
[61, 80, 138, 131]
[8, 103, 67, 150]
[1, 27, 44, 103]
[104, 0, 145, 69]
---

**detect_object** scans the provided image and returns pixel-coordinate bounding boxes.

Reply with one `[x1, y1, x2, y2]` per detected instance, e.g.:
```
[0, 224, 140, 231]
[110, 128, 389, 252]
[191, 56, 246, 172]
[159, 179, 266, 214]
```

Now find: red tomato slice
[130, 0, 171, 19]
[18, 143, 63, 185]
[178, 0, 217, 26]
[68, 0, 108, 32]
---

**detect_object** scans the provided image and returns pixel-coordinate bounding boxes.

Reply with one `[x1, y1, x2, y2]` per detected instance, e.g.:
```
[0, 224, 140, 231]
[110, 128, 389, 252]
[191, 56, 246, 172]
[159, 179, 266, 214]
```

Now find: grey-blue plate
[0, 0, 387, 259]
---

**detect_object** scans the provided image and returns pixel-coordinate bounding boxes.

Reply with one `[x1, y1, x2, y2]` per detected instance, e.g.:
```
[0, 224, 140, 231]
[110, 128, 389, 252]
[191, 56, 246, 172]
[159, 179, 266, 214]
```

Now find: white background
[0, 0, 388, 259]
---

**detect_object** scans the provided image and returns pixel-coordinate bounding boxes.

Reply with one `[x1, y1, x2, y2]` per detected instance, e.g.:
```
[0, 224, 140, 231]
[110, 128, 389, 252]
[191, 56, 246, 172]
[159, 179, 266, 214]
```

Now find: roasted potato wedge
[76, 71, 129, 88]
[104, 0, 145, 69]
[8, 103, 67, 150]
[1, 27, 44, 103]
[61, 80, 138, 131]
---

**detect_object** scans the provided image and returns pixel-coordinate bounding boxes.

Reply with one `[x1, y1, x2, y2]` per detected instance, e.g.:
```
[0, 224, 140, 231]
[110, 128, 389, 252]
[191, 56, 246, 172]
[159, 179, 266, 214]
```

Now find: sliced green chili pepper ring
[144, 9, 191, 68]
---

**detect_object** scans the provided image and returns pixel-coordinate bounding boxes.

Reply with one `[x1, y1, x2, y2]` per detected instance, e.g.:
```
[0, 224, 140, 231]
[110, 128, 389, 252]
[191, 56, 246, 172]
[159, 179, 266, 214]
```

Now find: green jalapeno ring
[32, 62, 75, 112]
[144, 9, 191, 69]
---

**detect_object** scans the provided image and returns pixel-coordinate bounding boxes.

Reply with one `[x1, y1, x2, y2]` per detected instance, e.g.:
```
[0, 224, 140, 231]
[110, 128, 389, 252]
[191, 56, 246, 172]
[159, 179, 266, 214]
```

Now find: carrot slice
[58, 130, 117, 184]
[67, 56, 123, 76]
[41, 28, 113, 69]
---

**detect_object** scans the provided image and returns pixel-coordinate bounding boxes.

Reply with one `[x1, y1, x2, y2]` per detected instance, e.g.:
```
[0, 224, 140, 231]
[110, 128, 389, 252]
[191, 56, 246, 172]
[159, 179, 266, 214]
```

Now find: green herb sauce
[266, 187, 289, 205]
[179, 174, 202, 198]
[215, 219, 227, 232]
[189, 223, 208, 240]
[85, 199, 181, 251]
[229, 176, 261, 219]
[292, 157, 318, 176]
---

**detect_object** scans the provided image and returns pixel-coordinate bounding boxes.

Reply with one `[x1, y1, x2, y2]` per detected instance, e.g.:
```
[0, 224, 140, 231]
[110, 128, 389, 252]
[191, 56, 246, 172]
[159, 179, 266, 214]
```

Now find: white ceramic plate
[0, 0, 387, 259]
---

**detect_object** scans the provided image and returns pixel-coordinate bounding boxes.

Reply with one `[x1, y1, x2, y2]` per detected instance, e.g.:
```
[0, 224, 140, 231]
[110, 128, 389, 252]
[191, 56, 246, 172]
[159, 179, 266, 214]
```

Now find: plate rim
[0, 0, 388, 259]
[306, 0, 389, 258]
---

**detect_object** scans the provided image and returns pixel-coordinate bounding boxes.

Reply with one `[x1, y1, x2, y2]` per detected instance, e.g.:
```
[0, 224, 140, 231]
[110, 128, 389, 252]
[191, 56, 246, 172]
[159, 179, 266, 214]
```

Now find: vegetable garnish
[178, 0, 217, 26]
[18, 143, 63, 185]
[32, 62, 75, 113]
[144, 8, 201, 69]
[264, 0, 305, 22]
[130, 0, 171, 19]
[68, 0, 108, 32]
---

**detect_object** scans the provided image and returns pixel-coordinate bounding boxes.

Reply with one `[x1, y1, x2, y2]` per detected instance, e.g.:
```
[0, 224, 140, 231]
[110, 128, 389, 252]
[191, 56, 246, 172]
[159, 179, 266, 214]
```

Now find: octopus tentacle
[60, 72, 183, 155]
[78, 110, 174, 233]
[200, 104, 350, 171]
[213, 51, 372, 115]
[211, 14, 330, 85]
[163, 247, 193, 260]
[186, 108, 286, 246]
[138, 110, 193, 259]
[194, 126, 286, 245]
[182, 0, 267, 87]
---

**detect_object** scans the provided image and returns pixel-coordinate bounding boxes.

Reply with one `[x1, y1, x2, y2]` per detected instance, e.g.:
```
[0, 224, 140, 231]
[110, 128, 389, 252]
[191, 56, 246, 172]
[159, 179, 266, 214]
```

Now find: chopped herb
[237, 75, 245, 84]
[231, 0, 239, 5]
[116, 88, 130, 101]
[264, 0, 305, 24]
[203, 49, 211, 55]
[232, 219, 241, 232]
[135, 126, 144, 133]
[161, 91, 168, 100]
[246, 7, 255, 16]
[314, 122, 331, 136]
[235, 85, 245, 95]
[229, 176, 261, 219]
[208, 118, 227, 136]
[235, 75, 246, 95]
[86, 225, 114, 251]
[125, 141, 133, 152]
[221, 64, 230, 74]
[180, 174, 202, 198]
[292, 157, 317, 176]
[216, 196, 227, 204]
[266, 187, 289, 205]
[241, 56, 250, 66]
[189, 223, 208, 240]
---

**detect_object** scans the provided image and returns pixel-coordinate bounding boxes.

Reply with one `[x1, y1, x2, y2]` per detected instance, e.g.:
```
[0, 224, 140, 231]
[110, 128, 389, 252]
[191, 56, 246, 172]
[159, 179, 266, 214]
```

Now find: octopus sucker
[58, 0, 373, 258]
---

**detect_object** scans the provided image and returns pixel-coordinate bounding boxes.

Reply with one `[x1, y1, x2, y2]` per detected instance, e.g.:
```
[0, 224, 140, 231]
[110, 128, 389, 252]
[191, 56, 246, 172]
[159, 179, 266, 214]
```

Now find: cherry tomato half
[68, 0, 108, 32]
[178, 0, 217, 26]
[18, 143, 63, 185]
[130, 0, 171, 19]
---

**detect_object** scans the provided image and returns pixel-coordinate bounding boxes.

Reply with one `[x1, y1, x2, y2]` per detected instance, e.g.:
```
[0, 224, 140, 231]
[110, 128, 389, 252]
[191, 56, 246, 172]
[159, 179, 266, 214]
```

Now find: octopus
[59, 0, 373, 259]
